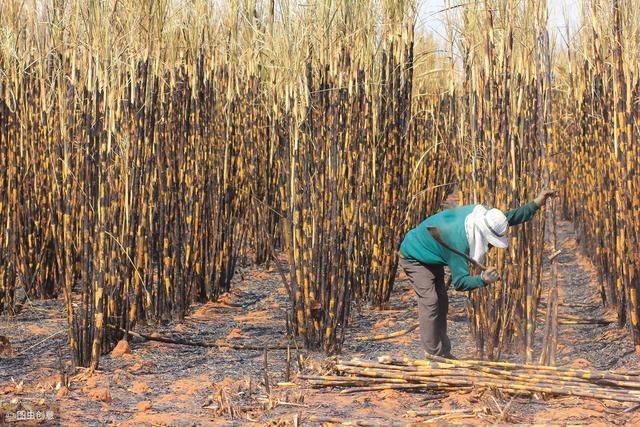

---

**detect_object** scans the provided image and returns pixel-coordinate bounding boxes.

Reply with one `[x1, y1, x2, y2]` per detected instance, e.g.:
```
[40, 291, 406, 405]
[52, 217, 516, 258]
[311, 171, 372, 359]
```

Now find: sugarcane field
[3, 0, 640, 425]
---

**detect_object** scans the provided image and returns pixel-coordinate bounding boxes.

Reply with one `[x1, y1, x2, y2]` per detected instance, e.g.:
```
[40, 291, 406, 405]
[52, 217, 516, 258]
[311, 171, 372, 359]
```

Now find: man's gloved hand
[534, 189, 558, 207]
[481, 267, 500, 284]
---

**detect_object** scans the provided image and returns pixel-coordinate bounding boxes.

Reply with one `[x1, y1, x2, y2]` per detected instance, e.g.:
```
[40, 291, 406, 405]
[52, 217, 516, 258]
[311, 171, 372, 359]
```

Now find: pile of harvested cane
[303, 354, 640, 404]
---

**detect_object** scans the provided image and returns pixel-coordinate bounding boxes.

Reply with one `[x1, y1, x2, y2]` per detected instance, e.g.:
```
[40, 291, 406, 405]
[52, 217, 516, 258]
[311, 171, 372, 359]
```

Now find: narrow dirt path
[536, 217, 636, 371]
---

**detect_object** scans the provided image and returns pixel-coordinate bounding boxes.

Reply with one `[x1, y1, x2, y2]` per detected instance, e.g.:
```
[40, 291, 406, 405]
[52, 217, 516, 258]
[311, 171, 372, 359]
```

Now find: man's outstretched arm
[505, 189, 557, 226]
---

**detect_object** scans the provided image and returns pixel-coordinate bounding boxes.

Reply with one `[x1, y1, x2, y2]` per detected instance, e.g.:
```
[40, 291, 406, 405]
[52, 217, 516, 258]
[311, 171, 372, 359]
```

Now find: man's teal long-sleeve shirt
[399, 202, 540, 291]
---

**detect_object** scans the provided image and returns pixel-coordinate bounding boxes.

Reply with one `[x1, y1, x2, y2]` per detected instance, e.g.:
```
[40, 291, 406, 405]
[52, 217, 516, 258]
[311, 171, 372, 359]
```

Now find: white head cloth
[464, 205, 509, 264]
[465, 205, 490, 264]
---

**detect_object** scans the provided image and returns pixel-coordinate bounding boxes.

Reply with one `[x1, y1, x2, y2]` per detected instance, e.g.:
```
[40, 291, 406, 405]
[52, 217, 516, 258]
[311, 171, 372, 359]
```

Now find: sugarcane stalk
[354, 323, 419, 341]
[407, 408, 486, 417]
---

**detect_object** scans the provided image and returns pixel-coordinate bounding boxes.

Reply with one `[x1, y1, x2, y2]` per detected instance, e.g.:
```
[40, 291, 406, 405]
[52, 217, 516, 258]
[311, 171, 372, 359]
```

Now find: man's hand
[481, 267, 500, 284]
[534, 189, 558, 207]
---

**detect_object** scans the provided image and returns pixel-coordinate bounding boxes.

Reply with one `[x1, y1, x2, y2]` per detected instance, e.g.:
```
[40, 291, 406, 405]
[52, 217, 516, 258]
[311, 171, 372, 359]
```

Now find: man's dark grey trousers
[399, 258, 451, 356]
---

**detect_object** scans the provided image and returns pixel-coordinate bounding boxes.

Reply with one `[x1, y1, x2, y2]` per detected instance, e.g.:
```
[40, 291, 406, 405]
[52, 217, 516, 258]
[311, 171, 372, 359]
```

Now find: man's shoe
[423, 351, 457, 360]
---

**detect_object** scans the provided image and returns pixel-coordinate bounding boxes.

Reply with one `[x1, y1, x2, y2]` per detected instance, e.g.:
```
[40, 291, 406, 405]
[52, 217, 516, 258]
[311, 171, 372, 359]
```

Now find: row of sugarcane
[0, 0, 274, 368]
[0, 57, 251, 367]
[442, 1, 551, 360]
[553, 0, 640, 349]
[304, 354, 640, 403]
[278, 3, 455, 352]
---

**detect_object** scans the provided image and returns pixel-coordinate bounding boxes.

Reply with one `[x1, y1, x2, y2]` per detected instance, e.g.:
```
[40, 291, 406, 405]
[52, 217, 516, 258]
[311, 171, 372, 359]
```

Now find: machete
[427, 226, 488, 271]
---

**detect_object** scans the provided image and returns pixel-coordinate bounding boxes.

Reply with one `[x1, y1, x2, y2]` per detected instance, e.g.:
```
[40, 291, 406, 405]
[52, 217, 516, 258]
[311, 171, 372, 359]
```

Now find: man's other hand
[481, 267, 500, 284]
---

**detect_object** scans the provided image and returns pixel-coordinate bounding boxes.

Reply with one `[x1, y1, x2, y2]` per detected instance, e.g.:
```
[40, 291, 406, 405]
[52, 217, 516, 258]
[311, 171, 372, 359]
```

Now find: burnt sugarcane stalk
[354, 323, 419, 341]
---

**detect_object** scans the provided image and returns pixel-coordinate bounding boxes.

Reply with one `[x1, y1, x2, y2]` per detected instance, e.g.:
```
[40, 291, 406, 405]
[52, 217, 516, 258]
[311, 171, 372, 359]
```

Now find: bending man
[398, 190, 557, 358]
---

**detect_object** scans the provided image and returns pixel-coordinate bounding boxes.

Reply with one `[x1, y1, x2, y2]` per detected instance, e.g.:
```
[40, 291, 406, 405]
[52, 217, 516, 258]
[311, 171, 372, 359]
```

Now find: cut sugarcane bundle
[303, 355, 640, 403]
